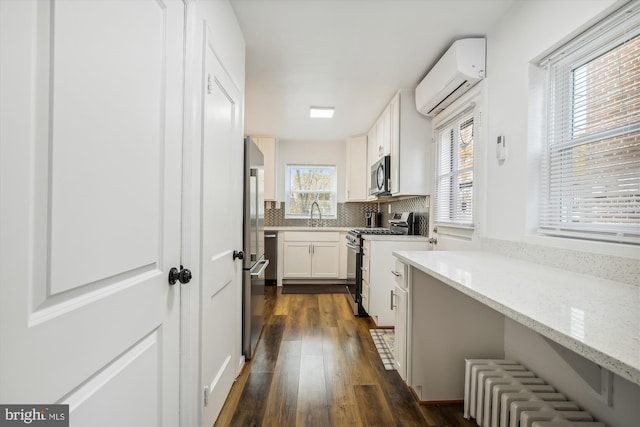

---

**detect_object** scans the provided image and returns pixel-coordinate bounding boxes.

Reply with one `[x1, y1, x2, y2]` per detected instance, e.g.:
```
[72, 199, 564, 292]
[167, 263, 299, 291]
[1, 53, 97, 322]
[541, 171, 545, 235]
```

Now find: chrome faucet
[310, 200, 322, 227]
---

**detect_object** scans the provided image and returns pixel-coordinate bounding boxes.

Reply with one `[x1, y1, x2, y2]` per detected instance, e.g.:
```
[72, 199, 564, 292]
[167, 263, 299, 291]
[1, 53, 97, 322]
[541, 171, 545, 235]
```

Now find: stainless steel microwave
[370, 155, 391, 197]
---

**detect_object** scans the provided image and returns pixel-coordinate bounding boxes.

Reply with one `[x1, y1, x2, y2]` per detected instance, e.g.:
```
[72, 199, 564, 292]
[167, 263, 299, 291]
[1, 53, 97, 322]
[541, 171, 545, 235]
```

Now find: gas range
[344, 212, 417, 318]
[348, 227, 403, 236]
[346, 212, 416, 247]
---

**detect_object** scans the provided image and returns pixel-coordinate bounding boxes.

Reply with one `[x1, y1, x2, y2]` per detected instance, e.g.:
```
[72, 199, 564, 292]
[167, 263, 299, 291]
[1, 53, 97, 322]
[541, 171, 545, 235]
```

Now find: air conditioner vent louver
[416, 38, 486, 117]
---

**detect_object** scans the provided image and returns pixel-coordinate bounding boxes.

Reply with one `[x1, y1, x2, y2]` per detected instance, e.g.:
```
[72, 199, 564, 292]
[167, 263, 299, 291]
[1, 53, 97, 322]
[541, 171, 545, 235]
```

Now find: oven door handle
[346, 242, 360, 252]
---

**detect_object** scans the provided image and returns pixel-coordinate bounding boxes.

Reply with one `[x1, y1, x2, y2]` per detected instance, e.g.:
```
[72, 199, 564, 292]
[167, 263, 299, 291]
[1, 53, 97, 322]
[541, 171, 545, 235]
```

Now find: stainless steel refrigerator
[243, 137, 268, 360]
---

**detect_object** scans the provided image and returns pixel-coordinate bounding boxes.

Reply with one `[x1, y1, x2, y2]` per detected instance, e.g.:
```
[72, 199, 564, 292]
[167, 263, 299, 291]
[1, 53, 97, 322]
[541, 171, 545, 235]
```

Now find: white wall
[478, 2, 640, 426]
[483, 0, 640, 258]
[275, 139, 347, 203]
[505, 319, 640, 427]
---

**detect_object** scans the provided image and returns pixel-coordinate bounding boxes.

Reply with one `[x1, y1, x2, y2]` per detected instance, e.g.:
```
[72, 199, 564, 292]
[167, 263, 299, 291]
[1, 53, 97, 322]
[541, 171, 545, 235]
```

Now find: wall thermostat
[496, 135, 507, 161]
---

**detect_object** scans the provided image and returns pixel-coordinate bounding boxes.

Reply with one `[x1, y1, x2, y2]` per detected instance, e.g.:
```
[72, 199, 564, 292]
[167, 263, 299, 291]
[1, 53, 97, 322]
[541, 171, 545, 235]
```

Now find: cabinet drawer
[393, 259, 406, 289]
[362, 279, 370, 299]
[361, 254, 370, 283]
[361, 279, 370, 312]
[361, 294, 369, 313]
[283, 231, 339, 242]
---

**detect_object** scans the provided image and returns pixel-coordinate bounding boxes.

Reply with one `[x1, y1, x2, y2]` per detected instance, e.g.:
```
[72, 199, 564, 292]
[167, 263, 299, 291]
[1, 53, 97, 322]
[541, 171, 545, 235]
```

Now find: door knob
[168, 266, 192, 285]
[233, 250, 244, 260]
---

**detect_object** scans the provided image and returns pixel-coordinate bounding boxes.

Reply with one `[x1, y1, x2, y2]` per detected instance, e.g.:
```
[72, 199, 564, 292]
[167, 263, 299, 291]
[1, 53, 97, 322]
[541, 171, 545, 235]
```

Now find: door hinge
[204, 386, 209, 407]
[207, 74, 213, 95]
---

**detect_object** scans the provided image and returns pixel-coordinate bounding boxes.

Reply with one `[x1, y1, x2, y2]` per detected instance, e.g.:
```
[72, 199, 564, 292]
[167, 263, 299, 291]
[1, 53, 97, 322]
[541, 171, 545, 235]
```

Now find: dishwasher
[264, 231, 277, 285]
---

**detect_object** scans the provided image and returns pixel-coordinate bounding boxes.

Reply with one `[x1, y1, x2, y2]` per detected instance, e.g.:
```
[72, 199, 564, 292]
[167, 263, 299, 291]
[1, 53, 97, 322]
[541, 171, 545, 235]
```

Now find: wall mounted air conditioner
[415, 38, 486, 117]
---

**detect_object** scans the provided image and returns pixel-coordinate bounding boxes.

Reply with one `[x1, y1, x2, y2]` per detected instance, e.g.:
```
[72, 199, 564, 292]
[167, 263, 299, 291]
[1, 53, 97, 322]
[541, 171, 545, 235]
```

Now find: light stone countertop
[362, 234, 430, 242]
[392, 250, 640, 386]
[264, 226, 353, 232]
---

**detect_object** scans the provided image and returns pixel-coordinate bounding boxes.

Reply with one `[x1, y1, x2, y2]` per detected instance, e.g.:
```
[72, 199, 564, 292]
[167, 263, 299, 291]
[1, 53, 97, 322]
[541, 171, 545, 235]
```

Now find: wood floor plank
[227, 372, 273, 427]
[262, 340, 301, 427]
[216, 288, 474, 427]
[419, 404, 453, 426]
[251, 314, 285, 373]
[439, 404, 477, 426]
[322, 325, 364, 426]
[213, 364, 251, 427]
[354, 384, 396, 427]
[296, 354, 330, 427]
[334, 293, 358, 320]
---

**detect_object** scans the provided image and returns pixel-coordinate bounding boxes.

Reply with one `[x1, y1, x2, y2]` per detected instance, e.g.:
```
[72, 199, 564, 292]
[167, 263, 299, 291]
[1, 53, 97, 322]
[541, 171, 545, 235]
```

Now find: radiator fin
[464, 359, 605, 427]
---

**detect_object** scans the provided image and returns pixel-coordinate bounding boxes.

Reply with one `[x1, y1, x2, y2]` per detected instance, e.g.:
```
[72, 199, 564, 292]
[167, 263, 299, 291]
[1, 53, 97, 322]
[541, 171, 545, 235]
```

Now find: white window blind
[434, 111, 475, 227]
[539, 1, 640, 244]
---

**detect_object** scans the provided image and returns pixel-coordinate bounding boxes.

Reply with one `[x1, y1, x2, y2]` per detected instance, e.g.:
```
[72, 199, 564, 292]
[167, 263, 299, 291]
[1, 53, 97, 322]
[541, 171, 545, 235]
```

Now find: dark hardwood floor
[214, 286, 476, 426]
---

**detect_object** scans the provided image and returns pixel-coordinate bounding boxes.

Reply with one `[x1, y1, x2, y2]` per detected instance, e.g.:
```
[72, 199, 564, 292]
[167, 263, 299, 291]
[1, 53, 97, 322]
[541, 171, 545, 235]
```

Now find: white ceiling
[230, 0, 516, 142]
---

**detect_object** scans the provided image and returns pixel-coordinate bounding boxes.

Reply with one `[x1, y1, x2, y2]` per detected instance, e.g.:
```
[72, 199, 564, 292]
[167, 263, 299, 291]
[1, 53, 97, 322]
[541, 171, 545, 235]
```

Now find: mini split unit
[415, 38, 486, 117]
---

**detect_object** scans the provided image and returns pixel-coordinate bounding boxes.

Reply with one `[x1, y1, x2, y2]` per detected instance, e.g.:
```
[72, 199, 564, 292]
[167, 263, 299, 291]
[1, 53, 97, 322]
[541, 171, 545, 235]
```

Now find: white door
[199, 28, 244, 426]
[0, 1, 184, 426]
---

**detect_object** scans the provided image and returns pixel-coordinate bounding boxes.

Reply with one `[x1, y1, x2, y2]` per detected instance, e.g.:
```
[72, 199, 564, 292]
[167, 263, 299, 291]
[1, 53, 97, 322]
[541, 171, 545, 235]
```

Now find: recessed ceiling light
[309, 106, 334, 119]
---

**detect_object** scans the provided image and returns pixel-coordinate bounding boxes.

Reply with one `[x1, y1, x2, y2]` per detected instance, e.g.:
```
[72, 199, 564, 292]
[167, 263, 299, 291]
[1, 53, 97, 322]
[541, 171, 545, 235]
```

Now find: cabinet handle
[390, 290, 395, 310]
[391, 270, 401, 277]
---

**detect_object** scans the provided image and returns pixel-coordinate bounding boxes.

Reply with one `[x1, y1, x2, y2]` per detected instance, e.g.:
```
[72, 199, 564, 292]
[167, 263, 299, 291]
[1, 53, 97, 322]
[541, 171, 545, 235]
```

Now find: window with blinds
[285, 165, 337, 219]
[434, 113, 475, 227]
[539, 1, 640, 244]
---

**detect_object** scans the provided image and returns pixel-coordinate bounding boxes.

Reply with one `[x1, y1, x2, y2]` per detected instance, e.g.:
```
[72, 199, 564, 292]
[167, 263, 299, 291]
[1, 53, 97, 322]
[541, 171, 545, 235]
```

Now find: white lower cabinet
[282, 231, 340, 279]
[392, 259, 409, 381]
[364, 238, 428, 327]
[283, 241, 314, 278]
[310, 241, 340, 278]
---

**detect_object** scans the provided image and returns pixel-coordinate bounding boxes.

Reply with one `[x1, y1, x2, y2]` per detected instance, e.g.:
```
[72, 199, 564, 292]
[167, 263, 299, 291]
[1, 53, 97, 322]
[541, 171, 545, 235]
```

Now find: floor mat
[281, 284, 348, 294]
[370, 329, 396, 370]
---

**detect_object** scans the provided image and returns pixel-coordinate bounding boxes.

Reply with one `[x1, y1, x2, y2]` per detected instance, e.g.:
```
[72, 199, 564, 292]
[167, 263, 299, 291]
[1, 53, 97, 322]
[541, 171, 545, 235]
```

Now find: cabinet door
[389, 93, 400, 194]
[376, 115, 385, 158]
[346, 135, 368, 201]
[283, 242, 312, 278]
[361, 279, 370, 313]
[255, 137, 276, 201]
[311, 242, 340, 278]
[367, 126, 377, 199]
[394, 283, 408, 381]
[381, 104, 392, 156]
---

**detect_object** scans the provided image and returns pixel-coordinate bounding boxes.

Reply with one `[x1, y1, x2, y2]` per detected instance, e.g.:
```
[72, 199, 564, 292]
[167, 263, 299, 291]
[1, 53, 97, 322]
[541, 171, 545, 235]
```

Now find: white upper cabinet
[345, 135, 369, 202]
[366, 89, 431, 198]
[368, 105, 392, 167]
[389, 89, 432, 196]
[367, 126, 377, 200]
[254, 136, 276, 201]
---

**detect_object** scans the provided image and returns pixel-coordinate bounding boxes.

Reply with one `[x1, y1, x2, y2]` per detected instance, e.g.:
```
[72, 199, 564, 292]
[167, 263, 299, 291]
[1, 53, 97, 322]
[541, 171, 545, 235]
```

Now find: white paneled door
[0, 1, 184, 425]
[199, 27, 244, 427]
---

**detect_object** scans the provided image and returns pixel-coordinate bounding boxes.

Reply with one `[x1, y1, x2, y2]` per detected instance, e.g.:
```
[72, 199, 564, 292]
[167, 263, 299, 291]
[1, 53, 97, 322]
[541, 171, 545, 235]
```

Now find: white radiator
[464, 359, 605, 427]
